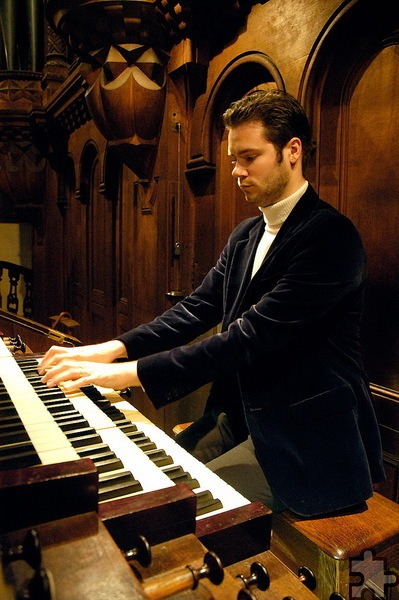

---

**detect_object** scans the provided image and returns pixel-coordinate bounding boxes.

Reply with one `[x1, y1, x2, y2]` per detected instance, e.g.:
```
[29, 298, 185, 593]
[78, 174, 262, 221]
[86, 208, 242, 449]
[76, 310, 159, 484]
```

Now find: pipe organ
[1, 329, 399, 599]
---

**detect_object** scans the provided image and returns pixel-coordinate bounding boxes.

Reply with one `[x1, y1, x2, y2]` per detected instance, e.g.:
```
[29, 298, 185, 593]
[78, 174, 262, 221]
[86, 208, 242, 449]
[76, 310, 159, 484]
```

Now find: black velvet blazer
[118, 184, 385, 516]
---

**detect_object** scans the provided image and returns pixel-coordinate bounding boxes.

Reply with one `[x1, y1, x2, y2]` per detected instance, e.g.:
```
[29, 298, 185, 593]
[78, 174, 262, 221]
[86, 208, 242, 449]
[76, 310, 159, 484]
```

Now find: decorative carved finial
[43, 0, 266, 178]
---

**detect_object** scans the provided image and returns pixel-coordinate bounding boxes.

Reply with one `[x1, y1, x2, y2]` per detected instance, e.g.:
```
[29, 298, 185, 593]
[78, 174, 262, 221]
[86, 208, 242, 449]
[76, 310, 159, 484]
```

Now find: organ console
[1, 328, 399, 599]
[0, 327, 323, 599]
[0, 334, 250, 518]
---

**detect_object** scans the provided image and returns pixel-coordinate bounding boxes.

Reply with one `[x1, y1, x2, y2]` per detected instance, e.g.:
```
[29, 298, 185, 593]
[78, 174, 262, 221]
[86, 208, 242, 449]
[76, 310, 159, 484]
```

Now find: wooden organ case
[1, 328, 399, 599]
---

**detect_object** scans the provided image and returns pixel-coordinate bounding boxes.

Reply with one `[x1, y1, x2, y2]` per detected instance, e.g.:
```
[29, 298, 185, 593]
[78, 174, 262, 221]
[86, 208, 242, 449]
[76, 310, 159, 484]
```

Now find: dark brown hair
[223, 89, 312, 168]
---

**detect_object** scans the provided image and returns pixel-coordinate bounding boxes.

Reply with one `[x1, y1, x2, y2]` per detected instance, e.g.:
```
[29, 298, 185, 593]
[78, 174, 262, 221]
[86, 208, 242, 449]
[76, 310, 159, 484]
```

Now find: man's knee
[175, 410, 235, 463]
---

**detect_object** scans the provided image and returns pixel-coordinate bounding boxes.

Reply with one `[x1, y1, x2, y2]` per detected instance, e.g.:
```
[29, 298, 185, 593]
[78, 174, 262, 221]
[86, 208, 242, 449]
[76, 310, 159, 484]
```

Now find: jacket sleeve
[136, 209, 367, 407]
[116, 241, 229, 358]
[117, 216, 260, 358]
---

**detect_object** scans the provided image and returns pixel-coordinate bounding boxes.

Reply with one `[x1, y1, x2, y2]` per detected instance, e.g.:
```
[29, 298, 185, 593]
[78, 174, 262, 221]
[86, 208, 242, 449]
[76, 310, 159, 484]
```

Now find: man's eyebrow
[228, 147, 257, 156]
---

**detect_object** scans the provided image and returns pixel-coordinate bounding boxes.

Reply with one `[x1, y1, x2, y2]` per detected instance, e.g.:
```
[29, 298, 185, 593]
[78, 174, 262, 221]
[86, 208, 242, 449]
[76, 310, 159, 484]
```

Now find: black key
[0, 428, 30, 445]
[25, 375, 44, 384]
[77, 443, 114, 457]
[131, 439, 157, 452]
[91, 456, 124, 473]
[162, 465, 186, 479]
[162, 465, 200, 489]
[36, 389, 66, 400]
[195, 491, 223, 516]
[0, 421, 24, 433]
[20, 369, 41, 379]
[98, 470, 143, 502]
[0, 397, 14, 407]
[0, 441, 41, 469]
[0, 405, 19, 417]
[79, 385, 105, 401]
[53, 411, 84, 423]
[30, 381, 57, 390]
[65, 426, 98, 439]
[145, 448, 174, 467]
[88, 450, 120, 463]
[0, 449, 40, 470]
[16, 357, 38, 367]
[95, 404, 123, 418]
[56, 417, 90, 432]
[0, 413, 23, 426]
[43, 401, 75, 414]
[69, 432, 103, 448]
[125, 432, 153, 445]
[76, 445, 125, 473]
[95, 406, 126, 422]
[118, 422, 141, 435]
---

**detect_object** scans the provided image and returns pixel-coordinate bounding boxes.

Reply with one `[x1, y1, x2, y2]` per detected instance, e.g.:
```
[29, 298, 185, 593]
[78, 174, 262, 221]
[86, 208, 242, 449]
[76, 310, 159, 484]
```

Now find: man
[39, 90, 385, 517]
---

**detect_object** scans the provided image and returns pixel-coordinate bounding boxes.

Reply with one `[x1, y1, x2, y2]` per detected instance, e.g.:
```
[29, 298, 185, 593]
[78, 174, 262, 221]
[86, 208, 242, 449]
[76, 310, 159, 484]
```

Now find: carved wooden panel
[344, 46, 399, 392]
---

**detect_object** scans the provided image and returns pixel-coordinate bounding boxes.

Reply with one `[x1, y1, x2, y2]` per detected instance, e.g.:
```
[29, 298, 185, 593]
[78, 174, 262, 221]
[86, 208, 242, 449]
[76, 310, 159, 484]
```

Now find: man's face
[227, 120, 292, 208]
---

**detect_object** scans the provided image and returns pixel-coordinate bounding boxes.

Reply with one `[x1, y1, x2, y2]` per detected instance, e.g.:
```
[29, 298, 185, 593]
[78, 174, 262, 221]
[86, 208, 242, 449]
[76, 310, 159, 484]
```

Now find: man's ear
[288, 137, 302, 163]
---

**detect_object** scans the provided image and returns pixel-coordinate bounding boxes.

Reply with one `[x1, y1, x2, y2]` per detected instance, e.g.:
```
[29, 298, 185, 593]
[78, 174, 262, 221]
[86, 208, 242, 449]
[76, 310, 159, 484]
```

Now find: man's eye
[230, 155, 256, 166]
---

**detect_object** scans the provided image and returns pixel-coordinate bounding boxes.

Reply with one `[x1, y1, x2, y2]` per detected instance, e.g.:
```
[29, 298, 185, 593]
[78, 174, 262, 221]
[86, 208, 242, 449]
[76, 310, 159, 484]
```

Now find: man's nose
[232, 163, 247, 178]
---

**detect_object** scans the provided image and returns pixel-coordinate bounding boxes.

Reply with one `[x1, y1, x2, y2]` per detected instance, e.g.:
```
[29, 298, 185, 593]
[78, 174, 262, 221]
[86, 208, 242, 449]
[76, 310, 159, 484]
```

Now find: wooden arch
[299, 0, 399, 392]
[77, 141, 100, 205]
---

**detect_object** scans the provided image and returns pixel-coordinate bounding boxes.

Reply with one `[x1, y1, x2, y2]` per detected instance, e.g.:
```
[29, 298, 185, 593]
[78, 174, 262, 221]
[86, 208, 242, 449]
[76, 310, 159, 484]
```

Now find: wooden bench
[270, 492, 399, 600]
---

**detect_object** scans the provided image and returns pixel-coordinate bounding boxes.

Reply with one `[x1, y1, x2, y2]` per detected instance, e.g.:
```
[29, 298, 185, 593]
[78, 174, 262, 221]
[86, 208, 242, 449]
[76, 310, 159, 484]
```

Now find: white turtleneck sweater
[251, 181, 308, 278]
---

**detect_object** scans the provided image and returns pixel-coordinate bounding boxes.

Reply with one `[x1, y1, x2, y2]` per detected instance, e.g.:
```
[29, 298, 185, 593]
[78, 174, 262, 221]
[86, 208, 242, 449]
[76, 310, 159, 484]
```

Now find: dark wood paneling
[372, 385, 399, 502]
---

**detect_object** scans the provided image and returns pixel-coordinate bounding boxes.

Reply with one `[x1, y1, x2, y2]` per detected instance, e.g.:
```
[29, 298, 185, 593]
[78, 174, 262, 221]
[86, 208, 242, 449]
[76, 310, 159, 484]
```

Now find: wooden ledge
[273, 492, 399, 560]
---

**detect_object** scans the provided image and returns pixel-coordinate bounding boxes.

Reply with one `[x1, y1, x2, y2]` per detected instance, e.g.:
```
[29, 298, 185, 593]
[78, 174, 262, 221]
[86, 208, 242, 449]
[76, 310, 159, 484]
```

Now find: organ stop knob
[142, 550, 224, 599]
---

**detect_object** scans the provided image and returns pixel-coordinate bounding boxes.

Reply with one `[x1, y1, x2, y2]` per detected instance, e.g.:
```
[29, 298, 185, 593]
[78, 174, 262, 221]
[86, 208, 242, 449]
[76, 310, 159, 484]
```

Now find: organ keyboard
[0, 336, 249, 519]
[7, 333, 398, 600]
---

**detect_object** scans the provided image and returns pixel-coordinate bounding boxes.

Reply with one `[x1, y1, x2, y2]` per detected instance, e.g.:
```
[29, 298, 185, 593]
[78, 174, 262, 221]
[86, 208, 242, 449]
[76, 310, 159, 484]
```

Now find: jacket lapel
[251, 185, 320, 277]
[224, 186, 320, 325]
[223, 218, 264, 325]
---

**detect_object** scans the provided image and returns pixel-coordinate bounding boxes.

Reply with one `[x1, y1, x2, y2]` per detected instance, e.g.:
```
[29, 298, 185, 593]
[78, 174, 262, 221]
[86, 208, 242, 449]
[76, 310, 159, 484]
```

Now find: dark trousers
[175, 410, 286, 512]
